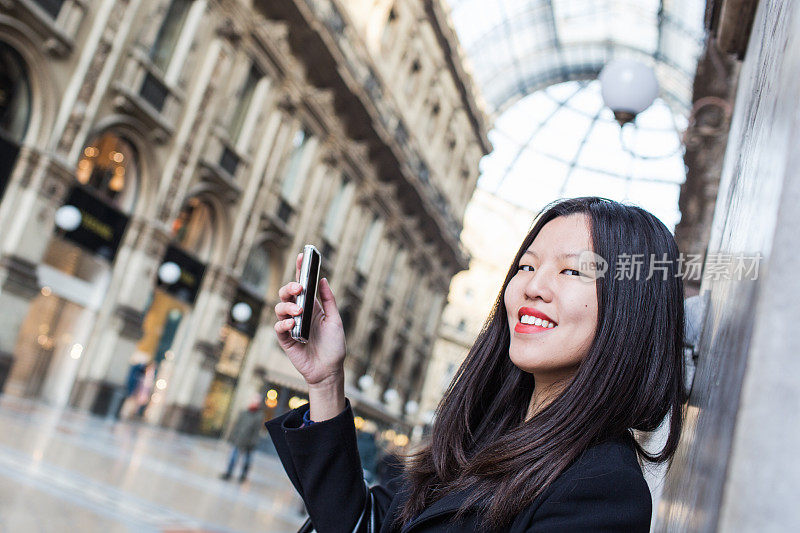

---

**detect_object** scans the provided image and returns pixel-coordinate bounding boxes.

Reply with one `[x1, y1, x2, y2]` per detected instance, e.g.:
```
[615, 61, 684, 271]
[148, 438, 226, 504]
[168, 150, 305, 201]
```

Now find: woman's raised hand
[274, 252, 347, 390]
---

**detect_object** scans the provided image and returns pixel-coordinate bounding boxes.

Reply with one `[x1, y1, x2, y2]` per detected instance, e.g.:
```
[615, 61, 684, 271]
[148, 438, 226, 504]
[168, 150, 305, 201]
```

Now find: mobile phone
[291, 245, 322, 343]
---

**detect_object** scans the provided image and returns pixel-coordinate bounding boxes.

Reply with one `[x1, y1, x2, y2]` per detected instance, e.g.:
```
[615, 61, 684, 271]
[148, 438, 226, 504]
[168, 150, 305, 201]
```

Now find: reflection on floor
[0, 394, 305, 532]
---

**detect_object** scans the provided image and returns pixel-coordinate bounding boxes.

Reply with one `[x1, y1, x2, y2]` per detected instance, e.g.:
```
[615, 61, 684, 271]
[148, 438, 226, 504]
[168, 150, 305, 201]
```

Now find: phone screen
[300, 249, 320, 340]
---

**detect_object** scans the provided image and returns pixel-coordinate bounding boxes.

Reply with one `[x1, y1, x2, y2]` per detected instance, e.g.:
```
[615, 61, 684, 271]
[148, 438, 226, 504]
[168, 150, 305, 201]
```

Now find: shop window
[76, 132, 139, 212]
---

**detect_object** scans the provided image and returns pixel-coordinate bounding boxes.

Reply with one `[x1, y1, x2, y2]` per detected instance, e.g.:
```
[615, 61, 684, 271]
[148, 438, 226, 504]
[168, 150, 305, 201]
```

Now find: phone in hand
[291, 244, 322, 344]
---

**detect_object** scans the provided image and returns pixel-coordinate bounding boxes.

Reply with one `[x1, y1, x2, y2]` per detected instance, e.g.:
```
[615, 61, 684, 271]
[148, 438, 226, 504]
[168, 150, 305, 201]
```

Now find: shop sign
[158, 244, 206, 305]
[228, 287, 264, 338]
[59, 185, 129, 262]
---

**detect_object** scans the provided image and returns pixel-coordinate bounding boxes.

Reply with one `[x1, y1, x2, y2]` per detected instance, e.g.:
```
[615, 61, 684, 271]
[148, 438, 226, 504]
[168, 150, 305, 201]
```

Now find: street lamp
[358, 374, 374, 392]
[231, 302, 253, 323]
[383, 388, 399, 405]
[157, 261, 181, 284]
[54, 205, 82, 232]
[599, 59, 659, 126]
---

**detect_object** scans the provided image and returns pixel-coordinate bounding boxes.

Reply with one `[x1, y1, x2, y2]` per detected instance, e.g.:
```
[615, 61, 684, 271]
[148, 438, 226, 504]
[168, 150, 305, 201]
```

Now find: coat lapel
[400, 488, 476, 533]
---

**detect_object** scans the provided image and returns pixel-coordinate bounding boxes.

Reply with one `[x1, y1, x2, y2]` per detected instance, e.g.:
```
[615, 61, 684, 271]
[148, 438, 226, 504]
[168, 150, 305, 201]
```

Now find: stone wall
[655, 0, 800, 530]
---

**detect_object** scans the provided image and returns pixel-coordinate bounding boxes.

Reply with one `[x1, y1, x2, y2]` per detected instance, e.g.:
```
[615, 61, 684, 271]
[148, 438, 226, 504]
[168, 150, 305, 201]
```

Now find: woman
[268, 197, 685, 532]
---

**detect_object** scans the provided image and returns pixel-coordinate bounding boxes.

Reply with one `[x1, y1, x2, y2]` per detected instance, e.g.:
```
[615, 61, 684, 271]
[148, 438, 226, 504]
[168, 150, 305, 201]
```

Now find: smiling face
[504, 214, 599, 384]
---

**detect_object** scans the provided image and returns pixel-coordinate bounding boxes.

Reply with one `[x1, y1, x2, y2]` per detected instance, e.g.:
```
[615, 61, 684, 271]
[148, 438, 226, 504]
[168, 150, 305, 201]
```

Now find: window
[383, 248, 403, 289]
[380, 7, 398, 51]
[240, 246, 270, 296]
[356, 216, 383, 273]
[280, 128, 314, 205]
[228, 64, 262, 143]
[150, 0, 193, 72]
[404, 57, 421, 96]
[404, 285, 416, 311]
[171, 197, 214, 261]
[33, 0, 64, 18]
[322, 177, 354, 242]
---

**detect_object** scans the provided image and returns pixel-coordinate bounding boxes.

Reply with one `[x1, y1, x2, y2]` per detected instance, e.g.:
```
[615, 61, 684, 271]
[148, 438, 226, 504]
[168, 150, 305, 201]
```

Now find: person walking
[220, 394, 264, 483]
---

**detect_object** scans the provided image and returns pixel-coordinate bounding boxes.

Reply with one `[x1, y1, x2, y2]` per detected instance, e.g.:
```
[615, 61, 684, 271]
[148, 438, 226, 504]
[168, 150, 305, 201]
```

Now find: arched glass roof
[479, 79, 686, 230]
[446, 0, 707, 116]
[444, 0, 707, 232]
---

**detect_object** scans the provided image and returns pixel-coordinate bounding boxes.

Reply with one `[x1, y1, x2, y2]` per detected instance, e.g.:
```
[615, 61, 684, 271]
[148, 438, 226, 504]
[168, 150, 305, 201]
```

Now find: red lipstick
[514, 307, 557, 335]
[517, 307, 556, 324]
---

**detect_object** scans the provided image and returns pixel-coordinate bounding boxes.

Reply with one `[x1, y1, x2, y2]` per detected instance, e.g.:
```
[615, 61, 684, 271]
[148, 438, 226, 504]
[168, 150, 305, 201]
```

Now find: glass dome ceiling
[446, 0, 707, 116]
[479, 79, 687, 230]
[444, 0, 707, 232]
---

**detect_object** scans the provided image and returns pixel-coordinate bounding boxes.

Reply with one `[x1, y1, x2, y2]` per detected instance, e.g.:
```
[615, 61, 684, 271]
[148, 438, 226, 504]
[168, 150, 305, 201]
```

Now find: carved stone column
[674, 42, 739, 297]
[0, 154, 71, 395]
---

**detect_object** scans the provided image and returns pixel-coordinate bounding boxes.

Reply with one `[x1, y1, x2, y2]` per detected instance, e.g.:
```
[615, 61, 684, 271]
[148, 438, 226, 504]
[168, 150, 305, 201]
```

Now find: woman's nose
[524, 267, 555, 302]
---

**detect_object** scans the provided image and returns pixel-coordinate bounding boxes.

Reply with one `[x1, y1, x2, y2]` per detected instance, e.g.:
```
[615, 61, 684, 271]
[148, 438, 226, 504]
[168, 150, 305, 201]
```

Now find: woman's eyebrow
[523, 250, 581, 260]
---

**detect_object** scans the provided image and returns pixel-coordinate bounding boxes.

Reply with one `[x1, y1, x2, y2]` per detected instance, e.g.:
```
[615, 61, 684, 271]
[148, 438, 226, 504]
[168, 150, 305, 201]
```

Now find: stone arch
[0, 15, 58, 149]
[86, 115, 162, 219]
[173, 186, 231, 266]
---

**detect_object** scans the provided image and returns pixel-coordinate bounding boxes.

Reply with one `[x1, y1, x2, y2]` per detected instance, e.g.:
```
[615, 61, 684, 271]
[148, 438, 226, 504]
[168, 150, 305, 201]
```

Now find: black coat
[265, 400, 651, 533]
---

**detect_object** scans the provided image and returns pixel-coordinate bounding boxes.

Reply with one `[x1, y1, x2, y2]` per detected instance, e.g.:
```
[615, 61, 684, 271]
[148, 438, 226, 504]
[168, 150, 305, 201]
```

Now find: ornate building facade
[0, 0, 490, 436]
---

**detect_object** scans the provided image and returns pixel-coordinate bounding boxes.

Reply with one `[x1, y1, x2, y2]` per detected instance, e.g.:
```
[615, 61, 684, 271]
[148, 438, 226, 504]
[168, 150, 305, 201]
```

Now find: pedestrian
[269, 197, 686, 532]
[119, 352, 148, 420]
[220, 393, 264, 483]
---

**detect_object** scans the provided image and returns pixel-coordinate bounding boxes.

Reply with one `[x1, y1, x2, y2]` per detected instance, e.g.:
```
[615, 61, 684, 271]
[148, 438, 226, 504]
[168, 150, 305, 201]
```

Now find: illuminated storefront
[125, 199, 211, 420]
[6, 133, 135, 404]
[198, 245, 270, 436]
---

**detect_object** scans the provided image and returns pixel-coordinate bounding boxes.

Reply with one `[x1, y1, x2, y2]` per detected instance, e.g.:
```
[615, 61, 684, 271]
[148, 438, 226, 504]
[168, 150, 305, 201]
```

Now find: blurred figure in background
[119, 352, 151, 420]
[356, 430, 378, 483]
[220, 393, 265, 483]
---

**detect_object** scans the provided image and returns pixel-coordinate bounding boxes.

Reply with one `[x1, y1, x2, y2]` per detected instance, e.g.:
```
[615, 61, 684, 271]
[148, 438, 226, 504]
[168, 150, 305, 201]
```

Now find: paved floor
[0, 394, 306, 532]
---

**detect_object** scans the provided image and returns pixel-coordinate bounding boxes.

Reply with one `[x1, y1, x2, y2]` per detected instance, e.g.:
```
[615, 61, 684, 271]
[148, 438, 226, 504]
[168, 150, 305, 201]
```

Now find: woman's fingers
[274, 317, 296, 333]
[295, 252, 302, 283]
[274, 301, 302, 320]
[277, 281, 302, 302]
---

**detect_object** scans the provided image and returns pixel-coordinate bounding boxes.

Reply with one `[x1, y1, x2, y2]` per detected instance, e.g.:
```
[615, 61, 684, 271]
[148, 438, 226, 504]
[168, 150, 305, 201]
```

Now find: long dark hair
[399, 197, 686, 530]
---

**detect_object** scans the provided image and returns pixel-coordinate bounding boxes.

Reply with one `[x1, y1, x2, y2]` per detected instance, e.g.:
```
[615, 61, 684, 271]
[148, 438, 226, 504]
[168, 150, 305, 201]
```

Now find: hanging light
[404, 400, 419, 415]
[599, 59, 659, 126]
[231, 302, 253, 323]
[383, 388, 399, 405]
[157, 261, 181, 284]
[358, 374, 374, 391]
[54, 205, 82, 232]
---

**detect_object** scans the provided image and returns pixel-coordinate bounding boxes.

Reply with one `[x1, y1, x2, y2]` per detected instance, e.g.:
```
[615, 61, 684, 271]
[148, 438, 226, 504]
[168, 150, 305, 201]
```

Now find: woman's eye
[562, 269, 581, 276]
[518, 265, 534, 272]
